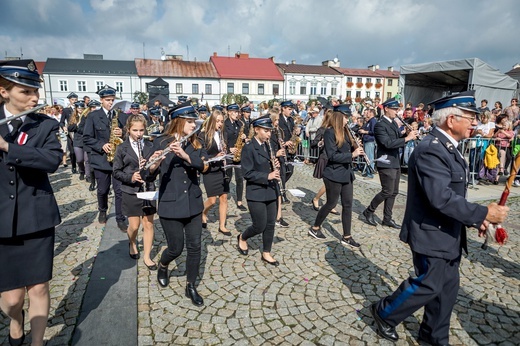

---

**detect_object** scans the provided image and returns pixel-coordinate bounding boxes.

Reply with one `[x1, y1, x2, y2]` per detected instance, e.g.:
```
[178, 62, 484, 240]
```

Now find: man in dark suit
[83, 85, 127, 230]
[278, 100, 299, 204]
[370, 91, 509, 345]
[361, 98, 418, 228]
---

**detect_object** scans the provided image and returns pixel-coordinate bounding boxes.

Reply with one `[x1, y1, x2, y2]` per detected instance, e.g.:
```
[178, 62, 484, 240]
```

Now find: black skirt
[313, 156, 328, 179]
[0, 228, 55, 292]
[122, 191, 157, 217]
[203, 169, 229, 197]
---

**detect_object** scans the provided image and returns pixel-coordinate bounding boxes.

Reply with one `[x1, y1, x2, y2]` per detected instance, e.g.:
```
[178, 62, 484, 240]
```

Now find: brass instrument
[287, 118, 302, 155]
[345, 124, 374, 175]
[147, 122, 161, 134]
[232, 123, 245, 162]
[107, 110, 124, 162]
[265, 139, 283, 195]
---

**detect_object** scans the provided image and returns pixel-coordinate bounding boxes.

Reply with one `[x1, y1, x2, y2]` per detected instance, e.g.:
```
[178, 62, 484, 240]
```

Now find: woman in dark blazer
[113, 114, 157, 270]
[145, 104, 207, 306]
[309, 106, 364, 247]
[198, 110, 231, 235]
[237, 116, 281, 266]
[0, 59, 62, 346]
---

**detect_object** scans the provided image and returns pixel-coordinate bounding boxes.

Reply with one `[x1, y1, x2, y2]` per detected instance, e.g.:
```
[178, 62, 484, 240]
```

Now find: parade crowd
[0, 59, 513, 346]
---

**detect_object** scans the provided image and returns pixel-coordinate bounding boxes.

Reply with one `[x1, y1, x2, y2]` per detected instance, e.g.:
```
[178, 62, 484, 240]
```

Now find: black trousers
[367, 167, 400, 222]
[375, 251, 460, 345]
[94, 169, 124, 222]
[285, 154, 295, 183]
[226, 166, 244, 203]
[242, 199, 277, 253]
[314, 177, 353, 237]
[159, 214, 202, 284]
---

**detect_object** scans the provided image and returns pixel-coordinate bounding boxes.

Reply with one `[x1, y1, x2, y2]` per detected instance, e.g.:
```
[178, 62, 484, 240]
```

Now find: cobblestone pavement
[1, 165, 519, 345]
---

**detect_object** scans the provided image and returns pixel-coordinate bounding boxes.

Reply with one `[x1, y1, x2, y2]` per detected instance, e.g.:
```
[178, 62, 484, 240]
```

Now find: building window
[310, 82, 317, 95]
[77, 81, 86, 92]
[205, 84, 212, 95]
[387, 79, 393, 86]
[376, 78, 381, 84]
[387, 92, 392, 100]
[347, 77, 352, 83]
[331, 85, 337, 96]
[355, 91, 361, 98]
[176, 83, 183, 94]
[366, 78, 372, 83]
[356, 77, 362, 83]
[300, 85, 307, 95]
[366, 91, 371, 98]
[320, 84, 327, 95]
[192, 84, 199, 94]
[60, 80, 68, 92]
[273, 84, 279, 96]
[116, 82, 123, 93]
[375, 92, 380, 98]
[96, 81, 104, 91]
[227, 83, 234, 94]
[289, 81, 296, 95]
[258, 84, 264, 95]
[242, 83, 249, 95]
[346, 91, 351, 98]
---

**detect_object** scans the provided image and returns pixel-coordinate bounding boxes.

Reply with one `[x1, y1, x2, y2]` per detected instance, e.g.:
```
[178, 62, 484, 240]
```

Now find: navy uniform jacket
[278, 115, 295, 144]
[223, 118, 242, 152]
[146, 136, 207, 219]
[374, 117, 406, 169]
[83, 108, 125, 171]
[399, 128, 488, 260]
[241, 139, 278, 202]
[112, 139, 155, 194]
[60, 106, 73, 127]
[197, 132, 225, 173]
[322, 128, 355, 184]
[0, 106, 62, 238]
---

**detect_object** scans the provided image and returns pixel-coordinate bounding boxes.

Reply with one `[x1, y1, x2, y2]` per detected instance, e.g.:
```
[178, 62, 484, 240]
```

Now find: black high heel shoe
[261, 254, 280, 267]
[237, 234, 248, 256]
[8, 310, 25, 346]
[185, 283, 204, 306]
[312, 199, 319, 211]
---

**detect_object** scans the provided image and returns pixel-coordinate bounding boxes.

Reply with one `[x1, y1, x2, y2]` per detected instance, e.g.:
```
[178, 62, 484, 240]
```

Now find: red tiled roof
[375, 69, 400, 78]
[276, 63, 343, 75]
[211, 54, 283, 81]
[335, 67, 400, 78]
[135, 58, 219, 78]
[35, 61, 46, 75]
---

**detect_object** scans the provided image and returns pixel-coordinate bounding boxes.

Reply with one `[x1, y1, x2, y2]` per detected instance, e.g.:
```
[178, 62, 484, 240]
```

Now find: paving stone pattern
[0, 165, 519, 345]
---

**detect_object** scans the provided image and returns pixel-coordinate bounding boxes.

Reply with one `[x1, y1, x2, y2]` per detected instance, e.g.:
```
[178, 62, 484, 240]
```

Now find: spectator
[358, 108, 377, 178]
[305, 107, 322, 164]
[493, 114, 514, 182]
[504, 98, 519, 121]
[491, 101, 503, 120]
[479, 99, 490, 113]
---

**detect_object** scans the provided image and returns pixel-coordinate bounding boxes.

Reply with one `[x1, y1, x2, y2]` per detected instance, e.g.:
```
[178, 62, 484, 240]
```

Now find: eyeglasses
[452, 114, 476, 122]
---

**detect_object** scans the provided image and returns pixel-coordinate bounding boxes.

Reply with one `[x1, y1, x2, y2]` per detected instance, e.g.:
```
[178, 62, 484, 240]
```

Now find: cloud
[0, 0, 518, 73]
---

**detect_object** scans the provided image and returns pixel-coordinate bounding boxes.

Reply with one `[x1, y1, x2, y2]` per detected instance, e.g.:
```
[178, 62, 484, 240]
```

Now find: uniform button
[9, 180, 14, 185]
[9, 166, 14, 171]
[15, 159, 21, 164]
[184, 181, 187, 183]
[184, 190, 187, 193]
[9, 195, 14, 199]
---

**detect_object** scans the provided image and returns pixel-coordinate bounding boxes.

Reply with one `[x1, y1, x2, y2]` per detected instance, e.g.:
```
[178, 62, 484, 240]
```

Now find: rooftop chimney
[388, 66, 394, 72]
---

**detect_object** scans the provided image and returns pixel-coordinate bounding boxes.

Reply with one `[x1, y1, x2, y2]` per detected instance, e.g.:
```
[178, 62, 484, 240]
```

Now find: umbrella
[317, 96, 333, 110]
[112, 100, 132, 112]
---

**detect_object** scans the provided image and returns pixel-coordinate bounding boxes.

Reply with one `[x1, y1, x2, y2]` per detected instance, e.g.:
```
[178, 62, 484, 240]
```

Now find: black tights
[242, 199, 277, 252]
[313, 177, 353, 237]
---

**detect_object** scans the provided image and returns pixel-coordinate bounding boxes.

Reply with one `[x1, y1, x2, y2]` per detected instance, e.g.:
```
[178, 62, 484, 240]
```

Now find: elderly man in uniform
[360, 98, 418, 228]
[370, 91, 509, 345]
[83, 85, 127, 231]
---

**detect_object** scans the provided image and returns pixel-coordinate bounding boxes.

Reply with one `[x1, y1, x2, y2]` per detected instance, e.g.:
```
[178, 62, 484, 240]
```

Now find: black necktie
[108, 110, 113, 120]
[10, 118, 23, 136]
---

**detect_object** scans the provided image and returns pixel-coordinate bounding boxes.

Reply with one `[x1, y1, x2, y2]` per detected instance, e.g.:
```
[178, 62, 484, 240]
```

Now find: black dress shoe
[79, 173, 85, 180]
[237, 204, 247, 211]
[8, 310, 25, 346]
[202, 222, 207, 229]
[237, 234, 248, 255]
[261, 255, 280, 267]
[185, 283, 204, 306]
[71, 167, 78, 174]
[117, 221, 128, 232]
[330, 209, 340, 215]
[89, 181, 96, 191]
[219, 228, 231, 236]
[361, 209, 377, 226]
[98, 211, 107, 223]
[371, 303, 399, 342]
[144, 262, 158, 271]
[129, 243, 140, 260]
[311, 199, 320, 211]
[382, 220, 401, 229]
[157, 263, 169, 287]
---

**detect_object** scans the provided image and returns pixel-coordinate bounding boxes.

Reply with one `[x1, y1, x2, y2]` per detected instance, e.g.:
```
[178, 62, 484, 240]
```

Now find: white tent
[399, 58, 518, 108]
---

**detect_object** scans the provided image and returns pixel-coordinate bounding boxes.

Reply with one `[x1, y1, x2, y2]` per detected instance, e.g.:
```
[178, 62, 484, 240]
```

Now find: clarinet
[345, 125, 375, 175]
[265, 139, 284, 196]
[395, 114, 420, 141]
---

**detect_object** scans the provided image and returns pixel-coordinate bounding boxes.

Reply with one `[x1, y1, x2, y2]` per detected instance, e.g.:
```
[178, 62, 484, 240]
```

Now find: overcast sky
[1, 0, 518, 73]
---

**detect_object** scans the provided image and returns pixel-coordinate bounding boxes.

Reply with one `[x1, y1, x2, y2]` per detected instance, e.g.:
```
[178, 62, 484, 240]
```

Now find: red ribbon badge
[17, 132, 28, 145]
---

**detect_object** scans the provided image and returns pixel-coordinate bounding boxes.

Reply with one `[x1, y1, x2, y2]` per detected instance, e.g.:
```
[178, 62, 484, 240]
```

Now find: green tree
[221, 93, 249, 105]
[133, 91, 149, 105]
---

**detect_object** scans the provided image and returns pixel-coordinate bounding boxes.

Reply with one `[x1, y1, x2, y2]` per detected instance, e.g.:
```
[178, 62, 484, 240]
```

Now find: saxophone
[287, 118, 302, 155]
[107, 110, 124, 162]
[232, 123, 245, 162]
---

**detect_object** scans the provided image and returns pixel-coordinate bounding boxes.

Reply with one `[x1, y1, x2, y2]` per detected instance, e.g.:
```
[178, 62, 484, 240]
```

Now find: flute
[265, 139, 284, 195]
[0, 104, 47, 126]
[345, 125, 375, 175]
